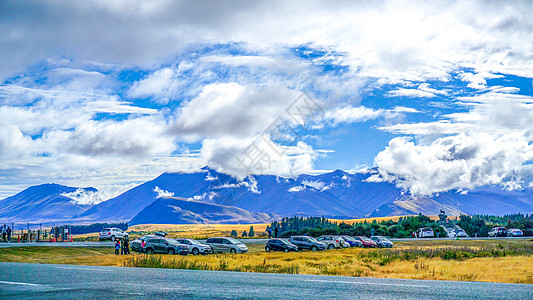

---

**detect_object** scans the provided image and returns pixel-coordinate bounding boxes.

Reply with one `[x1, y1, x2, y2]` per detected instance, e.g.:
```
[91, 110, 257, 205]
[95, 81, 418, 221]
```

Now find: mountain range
[1, 167, 532, 225]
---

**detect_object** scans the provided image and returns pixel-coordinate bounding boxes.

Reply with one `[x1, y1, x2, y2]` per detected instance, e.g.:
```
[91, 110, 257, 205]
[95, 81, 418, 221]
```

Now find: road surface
[1, 262, 532, 299]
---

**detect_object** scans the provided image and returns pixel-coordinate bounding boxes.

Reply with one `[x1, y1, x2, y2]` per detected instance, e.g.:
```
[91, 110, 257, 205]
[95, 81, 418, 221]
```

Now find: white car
[175, 238, 213, 255]
[507, 228, 524, 237]
[99, 228, 129, 241]
[417, 227, 435, 238]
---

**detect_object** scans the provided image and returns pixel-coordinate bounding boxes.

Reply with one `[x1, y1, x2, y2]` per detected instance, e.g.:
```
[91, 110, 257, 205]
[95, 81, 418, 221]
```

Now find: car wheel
[311, 246, 318, 251]
[378, 244, 383, 248]
[230, 248, 236, 254]
[284, 248, 289, 253]
[147, 248, 154, 254]
[327, 245, 334, 250]
[168, 249, 175, 255]
[111, 235, 116, 241]
[265, 246, 271, 252]
[192, 248, 199, 255]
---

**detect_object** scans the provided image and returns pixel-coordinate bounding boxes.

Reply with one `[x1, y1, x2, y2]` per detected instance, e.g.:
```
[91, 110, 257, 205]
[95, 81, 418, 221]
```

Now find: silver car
[99, 228, 129, 241]
[176, 238, 212, 255]
[205, 237, 248, 253]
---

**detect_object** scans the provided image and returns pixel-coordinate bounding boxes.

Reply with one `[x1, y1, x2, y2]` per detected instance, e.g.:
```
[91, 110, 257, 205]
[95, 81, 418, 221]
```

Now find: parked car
[205, 237, 248, 253]
[488, 227, 507, 237]
[289, 236, 327, 251]
[144, 237, 189, 255]
[176, 238, 213, 255]
[340, 235, 363, 247]
[99, 228, 129, 241]
[417, 227, 435, 238]
[370, 236, 394, 248]
[130, 231, 167, 252]
[353, 236, 378, 248]
[265, 239, 298, 252]
[447, 229, 468, 238]
[507, 228, 523, 237]
[317, 235, 344, 249]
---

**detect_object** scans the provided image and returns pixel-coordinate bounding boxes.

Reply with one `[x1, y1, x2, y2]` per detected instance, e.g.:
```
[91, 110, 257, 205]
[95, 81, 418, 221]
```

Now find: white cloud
[200, 136, 317, 178]
[153, 186, 174, 198]
[387, 83, 447, 98]
[128, 68, 181, 104]
[374, 133, 531, 195]
[288, 185, 306, 192]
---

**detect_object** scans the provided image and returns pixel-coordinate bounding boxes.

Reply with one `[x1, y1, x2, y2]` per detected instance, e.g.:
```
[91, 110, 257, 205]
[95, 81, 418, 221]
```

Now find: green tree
[242, 230, 247, 237]
[249, 226, 255, 237]
[230, 230, 237, 237]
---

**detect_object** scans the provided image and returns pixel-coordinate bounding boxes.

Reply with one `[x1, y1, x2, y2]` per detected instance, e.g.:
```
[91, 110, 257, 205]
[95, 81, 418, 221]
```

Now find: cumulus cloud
[200, 136, 317, 178]
[169, 82, 310, 141]
[374, 133, 531, 195]
[323, 105, 420, 125]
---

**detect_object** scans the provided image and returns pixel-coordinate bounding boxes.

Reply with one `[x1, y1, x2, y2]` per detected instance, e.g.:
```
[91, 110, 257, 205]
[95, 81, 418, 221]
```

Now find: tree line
[264, 213, 533, 238]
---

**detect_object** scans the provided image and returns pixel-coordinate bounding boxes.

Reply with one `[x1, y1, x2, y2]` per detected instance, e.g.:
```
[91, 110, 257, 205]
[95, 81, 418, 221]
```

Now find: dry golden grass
[330, 215, 458, 224]
[2, 239, 532, 284]
[127, 223, 269, 239]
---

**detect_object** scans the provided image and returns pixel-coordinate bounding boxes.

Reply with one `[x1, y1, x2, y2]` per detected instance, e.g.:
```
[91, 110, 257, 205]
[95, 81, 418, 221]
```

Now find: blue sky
[1, 1, 532, 202]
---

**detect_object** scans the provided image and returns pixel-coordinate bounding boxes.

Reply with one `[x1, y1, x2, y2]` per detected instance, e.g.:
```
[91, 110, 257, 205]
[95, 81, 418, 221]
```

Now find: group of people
[1, 224, 12, 242]
[114, 237, 130, 255]
[267, 226, 279, 239]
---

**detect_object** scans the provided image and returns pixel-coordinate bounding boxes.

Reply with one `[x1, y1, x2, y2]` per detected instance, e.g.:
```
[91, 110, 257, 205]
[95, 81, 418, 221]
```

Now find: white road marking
[305, 279, 430, 288]
[55, 266, 111, 272]
[0, 280, 43, 287]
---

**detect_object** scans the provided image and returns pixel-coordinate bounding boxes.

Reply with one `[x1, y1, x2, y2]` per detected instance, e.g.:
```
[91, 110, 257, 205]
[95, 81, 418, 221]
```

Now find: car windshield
[342, 236, 355, 241]
[359, 237, 373, 242]
[187, 239, 201, 245]
[227, 238, 243, 245]
[307, 237, 319, 243]
[279, 239, 292, 245]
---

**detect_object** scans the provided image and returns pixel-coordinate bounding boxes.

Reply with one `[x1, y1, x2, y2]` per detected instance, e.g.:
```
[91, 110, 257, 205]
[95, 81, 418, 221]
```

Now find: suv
[131, 231, 167, 252]
[205, 237, 248, 253]
[144, 237, 190, 255]
[289, 236, 327, 251]
[317, 235, 346, 249]
[265, 239, 298, 252]
[99, 228, 129, 241]
[488, 227, 507, 237]
[417, 227, 435, 238]
[176, 238, 212, 255]
[370, 236, 394, 248]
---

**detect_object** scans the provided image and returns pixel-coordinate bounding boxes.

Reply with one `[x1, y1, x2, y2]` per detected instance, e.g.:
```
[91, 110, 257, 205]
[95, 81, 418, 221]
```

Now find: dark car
[353, 236, 378, 248]
[176, 238, 212, 255]
[144, 237, 190, 255]
[289, 236, 327, 251]
[370, 236, 394, 248]
[488, 227, 507, 237]
[340, 235, 363, 247]
[130, 231, 167, 252]
[265, 239, 298, 252]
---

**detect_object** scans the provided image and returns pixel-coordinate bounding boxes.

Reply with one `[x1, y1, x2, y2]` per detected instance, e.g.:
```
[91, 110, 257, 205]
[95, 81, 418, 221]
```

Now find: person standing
[123, 237, 130, 255]
[115, 240, 120, 255]
[1, 224, 6, 242]
[6, 227, 11, 243]
[268, 228, 272, 239]
[274, 226, 279, 238]
[139, 239, 146, 254]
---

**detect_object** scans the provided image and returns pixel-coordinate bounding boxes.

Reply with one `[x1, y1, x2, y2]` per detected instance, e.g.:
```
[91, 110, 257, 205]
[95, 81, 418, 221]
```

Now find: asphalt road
[1, 262, 532, 299]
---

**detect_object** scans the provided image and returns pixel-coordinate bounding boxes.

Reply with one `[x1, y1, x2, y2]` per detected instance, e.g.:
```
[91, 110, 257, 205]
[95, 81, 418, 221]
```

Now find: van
[205, 237, 248, 253]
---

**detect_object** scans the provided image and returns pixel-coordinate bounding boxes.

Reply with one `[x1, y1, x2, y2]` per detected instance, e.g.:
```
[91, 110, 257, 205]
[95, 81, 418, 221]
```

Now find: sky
[1, 0, 533, 203]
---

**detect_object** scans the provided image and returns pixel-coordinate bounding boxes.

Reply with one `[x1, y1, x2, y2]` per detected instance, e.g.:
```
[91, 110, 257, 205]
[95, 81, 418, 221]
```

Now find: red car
[353, 236, 378, 248]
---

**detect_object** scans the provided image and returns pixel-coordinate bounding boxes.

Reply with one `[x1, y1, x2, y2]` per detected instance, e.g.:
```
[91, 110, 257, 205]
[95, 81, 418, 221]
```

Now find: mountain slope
[129, 197, 277, 225]
[0, 184, 95, 223]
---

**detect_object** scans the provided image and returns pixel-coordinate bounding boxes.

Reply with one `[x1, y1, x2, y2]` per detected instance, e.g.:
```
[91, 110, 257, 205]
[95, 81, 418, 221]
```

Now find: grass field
[2, 239, 532, 284]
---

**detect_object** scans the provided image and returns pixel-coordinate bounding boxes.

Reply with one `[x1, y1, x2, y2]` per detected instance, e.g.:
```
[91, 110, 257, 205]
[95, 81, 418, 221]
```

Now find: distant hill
[3, 167, 533, 224]
[129, 197, 278, 225]
[0, 184, 95, 223]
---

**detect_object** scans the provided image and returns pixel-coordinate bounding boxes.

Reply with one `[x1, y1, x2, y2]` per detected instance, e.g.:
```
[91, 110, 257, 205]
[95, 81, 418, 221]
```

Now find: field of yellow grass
[2, 239, 532, 284]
